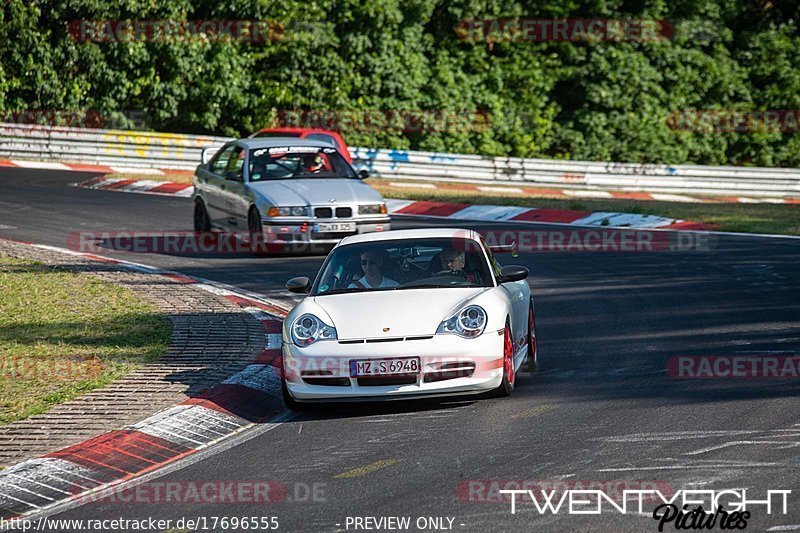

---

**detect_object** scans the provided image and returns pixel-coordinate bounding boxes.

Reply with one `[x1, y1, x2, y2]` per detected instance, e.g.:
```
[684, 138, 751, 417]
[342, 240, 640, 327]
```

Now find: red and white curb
[384, 180, 800, 205]
[76, 175, 194, 197]
[75, 177, 711, 230]
[5, 157, 800, 204]
[386, 199, 712, 230]
[0, 239, 290, 519]
[0, 159, 193, 178]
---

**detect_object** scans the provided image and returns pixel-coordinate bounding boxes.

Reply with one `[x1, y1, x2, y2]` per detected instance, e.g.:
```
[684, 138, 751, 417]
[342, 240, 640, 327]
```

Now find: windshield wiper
[315, 288, 361, 296]
[395, 284, 454, 290]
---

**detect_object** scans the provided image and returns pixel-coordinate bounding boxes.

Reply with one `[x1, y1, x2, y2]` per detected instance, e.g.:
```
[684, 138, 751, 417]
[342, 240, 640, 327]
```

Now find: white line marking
[389, 182, 436, 189]
[685, 440, 800, 455]
[452, 204, 531, 221]
[563, 190, 614, 198]
[596, 463, 781, 471]
[768, 525, 800, 531]
[9, 160, 70, 170]
[600, 430, 760, 443]
[108, 166, 165, 175]
[650, 193, 703, 203]
[477, 186, 524, 194]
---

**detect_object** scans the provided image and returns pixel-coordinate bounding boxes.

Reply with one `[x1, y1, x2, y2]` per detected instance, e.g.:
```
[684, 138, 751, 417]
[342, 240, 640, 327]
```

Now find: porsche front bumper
[282, 331, 506, 402]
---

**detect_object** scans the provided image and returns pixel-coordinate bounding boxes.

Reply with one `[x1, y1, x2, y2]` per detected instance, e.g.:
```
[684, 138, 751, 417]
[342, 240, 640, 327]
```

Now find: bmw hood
[248, 178, 383, 206]
[312, 288, 489, 339]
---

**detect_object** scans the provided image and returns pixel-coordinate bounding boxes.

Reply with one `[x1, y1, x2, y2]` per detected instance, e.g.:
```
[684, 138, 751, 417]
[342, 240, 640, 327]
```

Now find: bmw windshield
[248, 146, 356, 181]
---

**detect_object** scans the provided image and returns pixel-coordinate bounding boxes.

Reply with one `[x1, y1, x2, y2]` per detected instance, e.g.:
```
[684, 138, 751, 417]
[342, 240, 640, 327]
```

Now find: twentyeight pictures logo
[497, 488, 791, 530]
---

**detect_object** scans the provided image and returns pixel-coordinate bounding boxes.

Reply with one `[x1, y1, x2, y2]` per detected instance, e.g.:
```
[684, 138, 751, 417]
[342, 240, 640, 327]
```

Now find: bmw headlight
[436, 305, 487, 338]
[358, 203, 387, 215]
[291, 314, 337, 346]
[267, 206, 309, 217]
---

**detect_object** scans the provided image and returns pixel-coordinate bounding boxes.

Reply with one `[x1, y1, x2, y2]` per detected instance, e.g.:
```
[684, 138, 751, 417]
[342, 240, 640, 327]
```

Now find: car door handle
[220, 185, 226, 190]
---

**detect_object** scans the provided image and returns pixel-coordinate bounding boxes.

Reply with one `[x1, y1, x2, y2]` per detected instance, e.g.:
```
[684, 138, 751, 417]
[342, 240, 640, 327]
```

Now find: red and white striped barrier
[383, 180, 800, 205]
[0, 158, 194, 177]
[386, 200, 712, 230]
[0, 239, 289, 519]
[74, 177, 711, 230]
[78, 175, 194, 197]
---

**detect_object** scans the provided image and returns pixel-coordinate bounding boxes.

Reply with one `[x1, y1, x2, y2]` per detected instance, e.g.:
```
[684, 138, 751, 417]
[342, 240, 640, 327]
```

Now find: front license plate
[350, 357, 420, 377]
[314, 222, 356, 232]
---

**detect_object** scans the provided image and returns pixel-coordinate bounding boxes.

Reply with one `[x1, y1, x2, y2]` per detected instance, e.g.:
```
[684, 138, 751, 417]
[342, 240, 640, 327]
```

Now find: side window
[225, 147, 245, 179]
[211, 145, 235, 175]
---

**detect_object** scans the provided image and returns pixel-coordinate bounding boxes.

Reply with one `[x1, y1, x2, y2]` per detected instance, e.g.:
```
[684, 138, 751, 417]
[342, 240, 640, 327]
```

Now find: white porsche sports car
[281, 228, 537, 409]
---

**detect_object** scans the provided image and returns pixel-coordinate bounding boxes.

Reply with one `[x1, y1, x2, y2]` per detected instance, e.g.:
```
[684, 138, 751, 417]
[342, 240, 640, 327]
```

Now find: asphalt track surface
[2, 168, 800, 532]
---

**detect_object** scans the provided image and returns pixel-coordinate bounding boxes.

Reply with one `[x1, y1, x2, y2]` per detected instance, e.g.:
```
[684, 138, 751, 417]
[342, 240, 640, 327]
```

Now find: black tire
[493, 318, 515, 397]
[524, 298, 538, 372]
[248, 207, 267, 255]
[193, 199, 211, 231]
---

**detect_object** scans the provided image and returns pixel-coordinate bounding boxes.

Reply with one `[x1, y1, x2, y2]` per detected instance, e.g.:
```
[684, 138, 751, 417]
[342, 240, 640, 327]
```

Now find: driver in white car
[348, 250, 399, 289]
[439, 248, 476, 282]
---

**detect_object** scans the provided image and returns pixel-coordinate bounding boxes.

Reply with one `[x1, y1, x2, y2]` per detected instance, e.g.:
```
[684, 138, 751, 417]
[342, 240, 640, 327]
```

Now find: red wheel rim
[504, 326, 515, 385]
[529, 307, 537, 364]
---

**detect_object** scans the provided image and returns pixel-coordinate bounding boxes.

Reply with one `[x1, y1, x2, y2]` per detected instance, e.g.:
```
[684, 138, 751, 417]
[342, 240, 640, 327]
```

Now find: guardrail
[0, 123, 230, 171]
[351, 148, 800, 198]
[1, 122, 799, 197]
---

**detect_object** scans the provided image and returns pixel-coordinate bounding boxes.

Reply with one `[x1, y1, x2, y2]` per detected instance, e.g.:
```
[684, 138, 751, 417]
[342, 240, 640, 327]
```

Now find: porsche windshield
[248, 146, 356, 181]
[311, 238, 494, 296]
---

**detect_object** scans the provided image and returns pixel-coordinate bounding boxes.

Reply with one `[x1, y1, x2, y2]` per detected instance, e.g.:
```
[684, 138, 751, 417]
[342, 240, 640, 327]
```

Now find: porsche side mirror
[286, 276, 311, 294]
[497, 265, 528, 283]
[357, 169, 370, 180]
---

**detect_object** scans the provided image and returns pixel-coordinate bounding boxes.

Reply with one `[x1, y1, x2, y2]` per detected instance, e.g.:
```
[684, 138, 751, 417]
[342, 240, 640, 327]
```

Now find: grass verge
[368, 181, 800, 236]
[0, 256, 172, 425]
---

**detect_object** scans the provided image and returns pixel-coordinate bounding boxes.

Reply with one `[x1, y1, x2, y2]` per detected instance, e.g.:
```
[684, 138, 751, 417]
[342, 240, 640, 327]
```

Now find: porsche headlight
[291, 314, 337, 346]
[267, 206, 309, 217]
[436, 305, 487, 338]
[358, 203, 387, 215]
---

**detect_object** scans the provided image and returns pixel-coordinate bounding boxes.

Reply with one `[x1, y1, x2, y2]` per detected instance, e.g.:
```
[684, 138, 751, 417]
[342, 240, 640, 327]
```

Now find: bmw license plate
[314, 222, 355, 232]
[350, 357, 420, 377]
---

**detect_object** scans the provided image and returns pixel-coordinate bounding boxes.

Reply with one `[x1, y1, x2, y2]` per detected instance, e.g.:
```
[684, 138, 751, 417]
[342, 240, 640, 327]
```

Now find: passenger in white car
[348, 250, 399, 289]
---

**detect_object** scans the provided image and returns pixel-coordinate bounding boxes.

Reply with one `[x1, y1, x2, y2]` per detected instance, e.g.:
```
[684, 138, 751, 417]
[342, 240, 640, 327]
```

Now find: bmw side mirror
[286, 276, 311, 294]
[498, 265, 528, 283]
[357, 169, 370, 180]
